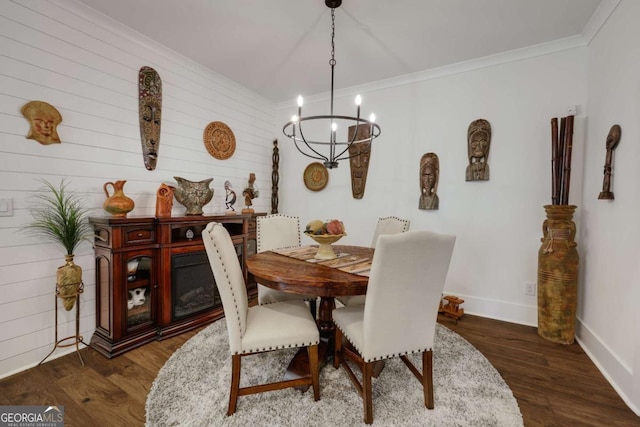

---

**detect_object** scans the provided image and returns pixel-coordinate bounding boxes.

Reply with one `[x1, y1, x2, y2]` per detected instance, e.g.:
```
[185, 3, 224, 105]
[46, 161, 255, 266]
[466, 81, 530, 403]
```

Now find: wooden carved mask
[21, 100, 62, 145]
[138, 66, 162, 170]
[466, 119, 491, 181]
[419, 153, 440, 210]
[348, 124, 372, 199]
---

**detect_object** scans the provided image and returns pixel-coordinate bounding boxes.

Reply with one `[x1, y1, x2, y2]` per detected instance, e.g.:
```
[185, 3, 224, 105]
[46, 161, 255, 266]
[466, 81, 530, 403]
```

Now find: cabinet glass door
[126, 255, 153, 328]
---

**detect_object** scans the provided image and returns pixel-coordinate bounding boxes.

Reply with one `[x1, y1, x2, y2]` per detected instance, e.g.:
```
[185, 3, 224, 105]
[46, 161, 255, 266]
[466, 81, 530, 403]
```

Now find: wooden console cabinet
[89, 214, 259, 358]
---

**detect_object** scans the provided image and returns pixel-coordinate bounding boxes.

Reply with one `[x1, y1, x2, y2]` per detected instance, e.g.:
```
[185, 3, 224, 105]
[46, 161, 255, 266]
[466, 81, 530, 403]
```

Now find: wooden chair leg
[227, 354, 241, 416]
[363, 361, 374, 424]
[308, 344, 320, 401]
[424, 350, 434, 409]
[333, 327, 342, 369]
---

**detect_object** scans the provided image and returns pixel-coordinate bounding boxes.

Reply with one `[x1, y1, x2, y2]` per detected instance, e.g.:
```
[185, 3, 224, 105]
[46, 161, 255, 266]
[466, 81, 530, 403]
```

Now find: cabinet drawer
[124, 226, 156, 245]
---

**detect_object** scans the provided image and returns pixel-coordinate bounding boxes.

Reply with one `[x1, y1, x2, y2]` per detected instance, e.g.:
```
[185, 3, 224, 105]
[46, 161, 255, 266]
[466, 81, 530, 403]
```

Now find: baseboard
[450, 293, 537, 327]
[575, 318, 640, 416]
[453, 293, 639, 416]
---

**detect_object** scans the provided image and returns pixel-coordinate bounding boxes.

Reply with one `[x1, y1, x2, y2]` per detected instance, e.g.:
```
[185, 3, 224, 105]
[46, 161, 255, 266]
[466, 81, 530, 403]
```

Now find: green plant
[25, 179, 93, 255]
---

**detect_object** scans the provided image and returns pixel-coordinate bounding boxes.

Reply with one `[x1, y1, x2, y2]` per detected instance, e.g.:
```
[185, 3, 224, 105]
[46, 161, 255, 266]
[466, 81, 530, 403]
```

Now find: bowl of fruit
[304, 219, 346, 260]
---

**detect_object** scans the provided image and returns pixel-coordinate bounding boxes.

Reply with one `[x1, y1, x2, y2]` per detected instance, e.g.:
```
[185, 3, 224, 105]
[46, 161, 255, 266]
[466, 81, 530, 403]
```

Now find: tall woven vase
[57, 254, 82, 311]
[537, 205, 579, 344]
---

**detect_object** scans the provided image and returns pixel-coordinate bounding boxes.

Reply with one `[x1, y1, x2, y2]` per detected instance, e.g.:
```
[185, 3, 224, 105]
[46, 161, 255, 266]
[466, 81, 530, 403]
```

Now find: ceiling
[76, 0, 604, 104]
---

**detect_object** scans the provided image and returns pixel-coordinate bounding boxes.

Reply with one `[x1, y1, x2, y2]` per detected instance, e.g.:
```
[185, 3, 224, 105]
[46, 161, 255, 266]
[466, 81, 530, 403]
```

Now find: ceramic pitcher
[103, 180, 135, 217]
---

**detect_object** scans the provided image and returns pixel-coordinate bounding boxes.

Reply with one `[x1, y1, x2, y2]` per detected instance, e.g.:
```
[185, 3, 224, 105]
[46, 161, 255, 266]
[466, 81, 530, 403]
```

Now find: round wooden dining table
[246, 245, 373, 339]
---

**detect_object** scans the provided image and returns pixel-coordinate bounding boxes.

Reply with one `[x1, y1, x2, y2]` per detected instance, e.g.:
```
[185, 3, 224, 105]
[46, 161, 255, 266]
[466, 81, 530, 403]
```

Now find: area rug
[146, 321, 523, 426]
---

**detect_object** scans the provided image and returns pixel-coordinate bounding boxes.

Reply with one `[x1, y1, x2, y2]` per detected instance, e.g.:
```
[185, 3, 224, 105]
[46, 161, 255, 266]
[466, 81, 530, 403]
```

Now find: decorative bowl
[305, 233, 346, 260]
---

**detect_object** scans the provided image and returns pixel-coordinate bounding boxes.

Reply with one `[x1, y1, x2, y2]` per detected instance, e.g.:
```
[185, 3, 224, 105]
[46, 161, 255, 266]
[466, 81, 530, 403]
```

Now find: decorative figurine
[242, 173, 259, 214]
[598, 124, 621, 200]
[155, 183, 175, 218]
[138, 66, 162, 170]
[224, 180, 237, 214]
[465, 119, 491, 181]
[173, 177, 214, 215]
[348, 124, 372, 199]
[419, 153, 439, 210]
[21, 100, 62, 145]
[439, 295, 465, 323]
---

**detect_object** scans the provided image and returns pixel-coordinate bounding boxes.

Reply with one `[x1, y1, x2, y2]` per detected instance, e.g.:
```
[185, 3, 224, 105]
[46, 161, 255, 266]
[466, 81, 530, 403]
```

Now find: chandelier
[282, 0, 381, 169]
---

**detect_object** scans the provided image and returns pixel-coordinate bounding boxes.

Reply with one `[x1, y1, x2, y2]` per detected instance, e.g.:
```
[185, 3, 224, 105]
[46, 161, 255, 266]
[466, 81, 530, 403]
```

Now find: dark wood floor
[1, 315, 638, 426]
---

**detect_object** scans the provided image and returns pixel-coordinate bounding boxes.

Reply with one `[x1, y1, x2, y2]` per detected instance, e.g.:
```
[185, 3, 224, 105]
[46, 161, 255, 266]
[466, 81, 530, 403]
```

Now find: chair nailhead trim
[211, 236, 244, 336]
[335, 324, 430, 362]
[242, 340, 320, 354]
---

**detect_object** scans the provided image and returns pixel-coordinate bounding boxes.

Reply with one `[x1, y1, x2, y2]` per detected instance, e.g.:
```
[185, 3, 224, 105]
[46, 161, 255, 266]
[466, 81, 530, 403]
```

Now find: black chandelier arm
[294, 139, 329, 162]
[283, 115, 381, 144]
[283, 122, 329, 161]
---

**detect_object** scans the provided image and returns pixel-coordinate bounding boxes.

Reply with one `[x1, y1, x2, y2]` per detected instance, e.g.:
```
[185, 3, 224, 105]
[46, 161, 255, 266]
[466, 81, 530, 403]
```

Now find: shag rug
[146, 321, 523, 426]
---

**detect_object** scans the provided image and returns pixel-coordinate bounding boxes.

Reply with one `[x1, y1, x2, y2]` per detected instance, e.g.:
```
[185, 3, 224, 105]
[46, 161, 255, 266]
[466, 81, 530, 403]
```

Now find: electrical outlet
[525, 282, 536, 296]
[567, 105, 577, 115]
[0, 198, 13, 217]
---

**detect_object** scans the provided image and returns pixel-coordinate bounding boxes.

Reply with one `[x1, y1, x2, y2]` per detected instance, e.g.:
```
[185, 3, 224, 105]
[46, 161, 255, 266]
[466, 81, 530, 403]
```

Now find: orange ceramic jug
[103, 180, 135, 217]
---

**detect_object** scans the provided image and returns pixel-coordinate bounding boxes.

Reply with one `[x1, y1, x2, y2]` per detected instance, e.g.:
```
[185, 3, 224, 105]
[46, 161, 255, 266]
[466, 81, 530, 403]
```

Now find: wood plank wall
[0, 0, 276, 378]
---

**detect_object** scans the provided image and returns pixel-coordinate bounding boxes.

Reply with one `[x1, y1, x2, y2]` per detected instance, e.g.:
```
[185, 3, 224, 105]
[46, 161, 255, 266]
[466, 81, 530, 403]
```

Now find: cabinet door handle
[137, 232, 143, 237]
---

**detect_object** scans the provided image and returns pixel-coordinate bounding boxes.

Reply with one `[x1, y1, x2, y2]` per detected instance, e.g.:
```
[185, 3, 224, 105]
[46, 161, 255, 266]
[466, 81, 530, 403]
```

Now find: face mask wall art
[138, 66, 162, 170]
[21, 100, 62, 145]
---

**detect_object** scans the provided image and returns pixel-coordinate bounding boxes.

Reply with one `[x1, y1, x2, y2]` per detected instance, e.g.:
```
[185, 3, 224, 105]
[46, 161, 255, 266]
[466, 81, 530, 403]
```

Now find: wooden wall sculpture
[348, 124, 372, 199]
[598, 124, 621, 200]
[419, 153, 439, 210]
[465, 119, 491, 181]
[138, 66, 162, 170]
[271, 140, 279, 214]
[21, 100, 62, 145]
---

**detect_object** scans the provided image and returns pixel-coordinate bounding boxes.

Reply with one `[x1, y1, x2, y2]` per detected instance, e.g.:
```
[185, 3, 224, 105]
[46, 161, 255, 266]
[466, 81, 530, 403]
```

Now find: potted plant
[25, 179, 94, 310]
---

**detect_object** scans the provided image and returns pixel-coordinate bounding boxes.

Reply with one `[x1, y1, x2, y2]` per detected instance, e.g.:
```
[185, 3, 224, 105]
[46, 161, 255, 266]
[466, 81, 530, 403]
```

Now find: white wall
[0, 0, 274, 378]
[278, 48, 588, 325]
[276, 5, 638, 414]
[579, 0, 640, 413]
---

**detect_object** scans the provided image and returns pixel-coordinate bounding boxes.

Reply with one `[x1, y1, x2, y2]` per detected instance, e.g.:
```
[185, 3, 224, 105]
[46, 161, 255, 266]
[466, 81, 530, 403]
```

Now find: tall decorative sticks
[550, 115, 575, 205]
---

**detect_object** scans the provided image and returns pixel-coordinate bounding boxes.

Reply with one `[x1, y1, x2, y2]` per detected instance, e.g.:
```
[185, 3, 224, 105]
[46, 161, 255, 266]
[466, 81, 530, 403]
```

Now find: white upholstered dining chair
[202, 222, 320, 416]
[257, 214, 317, 313]
[332, 230, 456, 424]
[337, 216, 411, 307]
[370, 216, 411, 248]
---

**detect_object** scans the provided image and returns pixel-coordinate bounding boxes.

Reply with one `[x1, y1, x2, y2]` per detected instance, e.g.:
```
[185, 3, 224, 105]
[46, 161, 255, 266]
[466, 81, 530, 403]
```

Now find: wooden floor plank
[1, 314, 637, 427]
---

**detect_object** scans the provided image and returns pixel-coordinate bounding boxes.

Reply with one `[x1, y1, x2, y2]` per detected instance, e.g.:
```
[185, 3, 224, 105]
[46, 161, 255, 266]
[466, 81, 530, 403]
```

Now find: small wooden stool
[439, 295, 464, 323]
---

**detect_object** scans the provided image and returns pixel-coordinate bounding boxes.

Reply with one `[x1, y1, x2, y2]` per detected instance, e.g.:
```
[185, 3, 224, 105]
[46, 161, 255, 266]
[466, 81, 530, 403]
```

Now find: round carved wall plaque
[303, 162, 329, 191]
[203, 121, 236, 160]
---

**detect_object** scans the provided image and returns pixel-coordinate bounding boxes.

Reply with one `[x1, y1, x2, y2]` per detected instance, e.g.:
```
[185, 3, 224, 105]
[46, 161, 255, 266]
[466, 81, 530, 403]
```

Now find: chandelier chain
[330, 8, 336, 67]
